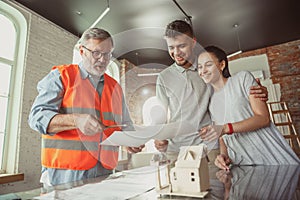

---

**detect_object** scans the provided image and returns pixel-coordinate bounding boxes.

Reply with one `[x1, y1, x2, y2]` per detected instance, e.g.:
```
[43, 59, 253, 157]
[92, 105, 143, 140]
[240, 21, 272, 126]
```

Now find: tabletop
[159, 164, 300, 200]
[1, 163, 299, 200]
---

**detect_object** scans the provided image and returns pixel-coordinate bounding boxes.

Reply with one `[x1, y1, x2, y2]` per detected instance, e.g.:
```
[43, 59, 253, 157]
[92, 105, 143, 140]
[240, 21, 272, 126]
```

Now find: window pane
[0, 97, 8, 132]
[0, 63, 11, 96]
[0, 132, 4, 169]
[0, 13, 16, 60]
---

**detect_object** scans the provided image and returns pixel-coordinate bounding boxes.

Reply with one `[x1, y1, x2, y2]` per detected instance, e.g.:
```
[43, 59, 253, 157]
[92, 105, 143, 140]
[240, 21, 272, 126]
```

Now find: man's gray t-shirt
[156, 63, 211, 152]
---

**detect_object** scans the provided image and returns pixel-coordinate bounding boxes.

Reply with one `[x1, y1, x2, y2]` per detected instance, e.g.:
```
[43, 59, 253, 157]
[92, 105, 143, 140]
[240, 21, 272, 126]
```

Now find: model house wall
[170, 145, 210, 193]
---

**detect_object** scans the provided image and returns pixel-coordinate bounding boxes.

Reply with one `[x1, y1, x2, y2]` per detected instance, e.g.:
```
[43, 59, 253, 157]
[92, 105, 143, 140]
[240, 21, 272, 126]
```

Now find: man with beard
[28, 28, 140, 188]
[154, 20, 268, 156]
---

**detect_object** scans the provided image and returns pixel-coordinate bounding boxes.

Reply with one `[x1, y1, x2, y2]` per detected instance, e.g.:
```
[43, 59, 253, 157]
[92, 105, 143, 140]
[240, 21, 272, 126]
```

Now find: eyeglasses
[82, 46, 112, 59]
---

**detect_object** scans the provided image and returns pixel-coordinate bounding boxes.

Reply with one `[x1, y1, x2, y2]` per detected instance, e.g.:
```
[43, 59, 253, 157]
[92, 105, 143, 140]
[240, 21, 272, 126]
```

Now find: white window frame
[0, 1, 27, 175]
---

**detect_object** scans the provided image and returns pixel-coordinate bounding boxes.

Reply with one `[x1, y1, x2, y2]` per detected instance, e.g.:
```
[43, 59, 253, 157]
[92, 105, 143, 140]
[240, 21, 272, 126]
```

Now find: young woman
[198, 46, 300, 170]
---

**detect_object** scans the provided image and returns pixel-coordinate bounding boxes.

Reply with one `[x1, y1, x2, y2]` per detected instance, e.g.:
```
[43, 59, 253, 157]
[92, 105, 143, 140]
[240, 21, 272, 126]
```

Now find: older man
[28, 28, 138, 187]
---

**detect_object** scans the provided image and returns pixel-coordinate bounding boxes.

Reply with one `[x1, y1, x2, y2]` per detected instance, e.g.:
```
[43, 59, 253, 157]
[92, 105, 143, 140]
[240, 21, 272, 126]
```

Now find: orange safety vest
[42, 64, 122, 170]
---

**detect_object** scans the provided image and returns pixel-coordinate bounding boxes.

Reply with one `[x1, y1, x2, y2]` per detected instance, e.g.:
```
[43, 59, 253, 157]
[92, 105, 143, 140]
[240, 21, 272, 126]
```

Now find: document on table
[34, 176, 156, 200]
[34, 166, 159, 200]
[100, 121, 198, 147]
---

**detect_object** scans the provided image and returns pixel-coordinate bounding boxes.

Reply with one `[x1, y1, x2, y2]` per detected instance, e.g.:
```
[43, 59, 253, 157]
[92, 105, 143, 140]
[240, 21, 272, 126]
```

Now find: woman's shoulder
[231, 70, 258, 90]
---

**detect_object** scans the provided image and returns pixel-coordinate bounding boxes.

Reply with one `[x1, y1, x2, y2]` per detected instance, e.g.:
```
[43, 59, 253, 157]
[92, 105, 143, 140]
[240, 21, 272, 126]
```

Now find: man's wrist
[222, 124, 228, 135]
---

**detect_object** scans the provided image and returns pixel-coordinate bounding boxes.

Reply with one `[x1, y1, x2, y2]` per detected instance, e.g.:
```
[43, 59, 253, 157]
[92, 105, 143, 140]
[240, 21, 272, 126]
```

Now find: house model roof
[175, 145, 208, 168]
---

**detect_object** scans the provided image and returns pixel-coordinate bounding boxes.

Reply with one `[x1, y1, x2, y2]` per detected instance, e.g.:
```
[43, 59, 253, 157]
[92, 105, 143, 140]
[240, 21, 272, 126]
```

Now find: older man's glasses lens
[82, 46, 112, 59]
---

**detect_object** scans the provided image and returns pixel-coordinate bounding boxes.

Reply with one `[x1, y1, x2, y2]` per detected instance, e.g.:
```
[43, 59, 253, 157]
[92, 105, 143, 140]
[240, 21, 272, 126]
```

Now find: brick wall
[229, 39, 300, 134]
[0, 1, 78, 194]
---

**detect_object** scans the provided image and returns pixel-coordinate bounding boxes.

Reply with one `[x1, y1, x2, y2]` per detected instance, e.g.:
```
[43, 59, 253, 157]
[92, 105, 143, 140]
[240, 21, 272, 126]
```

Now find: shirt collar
[189, 59, 198, 71]
[78, 62, 89, 79]
[174, 58, 198, 73]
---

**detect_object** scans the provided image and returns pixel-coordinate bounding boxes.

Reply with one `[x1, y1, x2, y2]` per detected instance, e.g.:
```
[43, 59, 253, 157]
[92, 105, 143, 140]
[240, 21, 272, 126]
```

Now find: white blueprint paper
[101, 121, 198, 147]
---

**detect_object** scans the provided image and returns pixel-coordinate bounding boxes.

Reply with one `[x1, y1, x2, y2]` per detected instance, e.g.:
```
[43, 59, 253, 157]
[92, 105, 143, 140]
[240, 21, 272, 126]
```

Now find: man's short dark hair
[165, 20, 194, 38]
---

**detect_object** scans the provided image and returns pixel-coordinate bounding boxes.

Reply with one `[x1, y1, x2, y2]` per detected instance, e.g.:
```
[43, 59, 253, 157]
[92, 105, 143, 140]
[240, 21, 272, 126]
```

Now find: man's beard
[175, 59, 189, 67]
[91, 63, 107, 76]
[173, 53, 194, 67]
[94, 62, 107, 70]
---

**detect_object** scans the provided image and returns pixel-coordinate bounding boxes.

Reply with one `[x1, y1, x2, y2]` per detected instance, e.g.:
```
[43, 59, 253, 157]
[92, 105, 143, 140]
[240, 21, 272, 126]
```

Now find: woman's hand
[215, 154, 232, 170]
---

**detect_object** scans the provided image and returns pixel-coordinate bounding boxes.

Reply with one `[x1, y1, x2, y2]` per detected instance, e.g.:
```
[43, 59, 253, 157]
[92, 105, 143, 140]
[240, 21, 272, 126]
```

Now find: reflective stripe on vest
[42, 138, 98, 151]
[42, 138, 118, 152]
[42, 64, 123, 170]
[59, 108, 122, 124]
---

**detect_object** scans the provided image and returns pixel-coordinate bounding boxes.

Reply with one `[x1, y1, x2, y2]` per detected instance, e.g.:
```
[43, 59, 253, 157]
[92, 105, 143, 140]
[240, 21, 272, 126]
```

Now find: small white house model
[169, 144, 210, 194]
